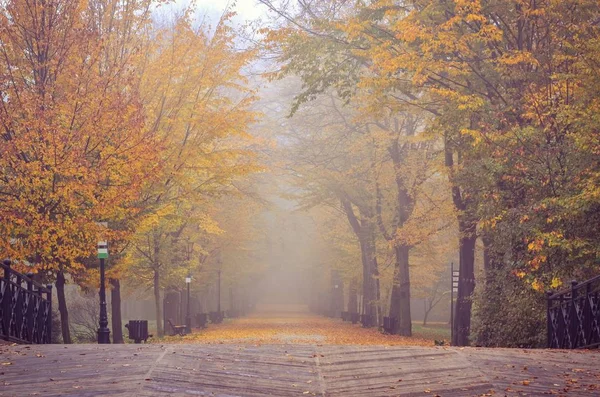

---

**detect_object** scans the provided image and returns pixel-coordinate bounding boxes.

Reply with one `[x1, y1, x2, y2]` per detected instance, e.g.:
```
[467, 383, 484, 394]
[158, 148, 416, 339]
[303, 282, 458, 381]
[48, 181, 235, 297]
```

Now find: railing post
[569, 280, 578, 348]
[46, 285, 52, 344]
[558, 294, 565, 348]
[583, 283, 592, 347]
[14, 273, 22, 340]
[26, 273, 34, 343]
[2, 260, 11, 341]
[546, 291, 553, 348]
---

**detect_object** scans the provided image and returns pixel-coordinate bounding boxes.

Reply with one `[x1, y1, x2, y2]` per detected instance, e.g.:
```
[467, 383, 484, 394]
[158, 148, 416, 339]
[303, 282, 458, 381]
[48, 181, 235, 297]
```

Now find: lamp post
[97, 241, 110, 343]
[185, 274, 192, 334]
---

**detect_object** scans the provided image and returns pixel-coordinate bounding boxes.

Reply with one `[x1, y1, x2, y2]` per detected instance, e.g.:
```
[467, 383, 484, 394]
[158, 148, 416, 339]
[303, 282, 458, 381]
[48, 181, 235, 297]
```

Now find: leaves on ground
[159, 311, 440, 346]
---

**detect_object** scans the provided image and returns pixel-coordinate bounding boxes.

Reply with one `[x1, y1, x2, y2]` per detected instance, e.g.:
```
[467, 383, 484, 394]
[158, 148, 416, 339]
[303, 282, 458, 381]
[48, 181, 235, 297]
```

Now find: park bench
[350, 312, 360, 324]
[341, 311, 349, 321]
[195, 313, 208, 328]
[167, 319, 186, 336]
[125, 320, 152, 343]
[382, 316, 398, 334]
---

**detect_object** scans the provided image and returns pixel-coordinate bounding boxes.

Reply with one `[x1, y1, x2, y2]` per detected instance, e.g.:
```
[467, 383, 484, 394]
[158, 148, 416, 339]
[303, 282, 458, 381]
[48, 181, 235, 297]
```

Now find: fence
[0, 260, 52, 344]
[547, 276, 600, 349]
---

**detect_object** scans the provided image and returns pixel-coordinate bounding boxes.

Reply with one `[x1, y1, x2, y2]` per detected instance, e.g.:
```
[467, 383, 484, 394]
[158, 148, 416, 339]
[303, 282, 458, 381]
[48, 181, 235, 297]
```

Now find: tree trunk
[341, 198, 379, 325]
[358, 221, 378, 323]
[389, 244, 412, 336]
[452, 226, 477, 346]
[445, 131, 478, 346]
[110, 278, 124, 343]
[198, 291, 204, 314]
[153, 269, 163, 337]
[373, 255, 381, 324]
[382, 132, 416, 335]
[482, 233, 501, 282]
[56, 270, 72, 344]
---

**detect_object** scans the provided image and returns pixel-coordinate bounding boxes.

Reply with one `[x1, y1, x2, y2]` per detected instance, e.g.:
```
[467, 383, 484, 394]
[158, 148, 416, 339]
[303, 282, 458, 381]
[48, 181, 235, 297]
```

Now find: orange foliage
[0, 0, 159, 277]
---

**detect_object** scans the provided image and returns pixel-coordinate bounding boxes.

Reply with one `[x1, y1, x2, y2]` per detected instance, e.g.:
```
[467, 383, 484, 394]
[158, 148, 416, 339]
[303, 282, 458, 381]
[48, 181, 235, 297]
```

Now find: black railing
[0, 260, 52, 344]
[547, 276, 600, 349]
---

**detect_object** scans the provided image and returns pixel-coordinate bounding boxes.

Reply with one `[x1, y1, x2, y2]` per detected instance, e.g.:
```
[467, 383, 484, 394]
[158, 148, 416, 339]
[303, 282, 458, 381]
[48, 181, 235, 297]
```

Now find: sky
[175, 0, 267, 23]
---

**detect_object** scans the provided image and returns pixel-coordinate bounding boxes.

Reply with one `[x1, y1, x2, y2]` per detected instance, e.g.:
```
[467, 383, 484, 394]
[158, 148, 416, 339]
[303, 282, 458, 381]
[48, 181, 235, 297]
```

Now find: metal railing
[0, 260, 52, 344]
[547, 276, 600, 349]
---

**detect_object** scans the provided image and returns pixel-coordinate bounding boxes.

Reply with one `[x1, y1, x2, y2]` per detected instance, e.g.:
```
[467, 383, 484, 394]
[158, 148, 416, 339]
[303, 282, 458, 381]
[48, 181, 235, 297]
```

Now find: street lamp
[97, 240, 110, 343]
[185, 274, 192, 334]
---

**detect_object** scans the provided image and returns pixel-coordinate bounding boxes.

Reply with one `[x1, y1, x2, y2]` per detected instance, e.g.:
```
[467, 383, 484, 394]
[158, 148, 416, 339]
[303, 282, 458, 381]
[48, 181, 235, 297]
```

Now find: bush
[472, 269, 546, 348]
[69, 292, 102, 343]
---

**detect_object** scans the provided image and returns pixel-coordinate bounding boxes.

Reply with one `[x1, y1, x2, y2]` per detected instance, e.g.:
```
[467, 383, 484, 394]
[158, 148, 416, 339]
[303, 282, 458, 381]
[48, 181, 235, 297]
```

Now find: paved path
[1, 343, 599, 396]
[159, 305, 443, 346]
[0, 307, 598, 396]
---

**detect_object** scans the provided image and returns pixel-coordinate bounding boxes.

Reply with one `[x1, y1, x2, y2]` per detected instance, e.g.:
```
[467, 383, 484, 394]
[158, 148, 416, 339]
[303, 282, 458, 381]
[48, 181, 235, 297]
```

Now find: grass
[411, 322, 451, 342]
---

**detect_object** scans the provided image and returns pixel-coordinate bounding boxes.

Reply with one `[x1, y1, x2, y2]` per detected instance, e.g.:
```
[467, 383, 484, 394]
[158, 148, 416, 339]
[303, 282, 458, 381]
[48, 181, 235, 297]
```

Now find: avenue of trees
[0, 0, 265, 342]
[260, 0, 600, 346]
[1, 0, 599, 347]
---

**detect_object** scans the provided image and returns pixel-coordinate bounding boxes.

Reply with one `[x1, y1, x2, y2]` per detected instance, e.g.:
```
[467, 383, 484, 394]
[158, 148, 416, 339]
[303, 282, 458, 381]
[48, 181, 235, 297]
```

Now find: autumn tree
[123, 10, 260, 337]
[345, 0, 600, 345]
[271, 90, 383, 323]
[261, 0, 600, 346]
[0, 0, 159, 343]
[260, 0, 456, 335]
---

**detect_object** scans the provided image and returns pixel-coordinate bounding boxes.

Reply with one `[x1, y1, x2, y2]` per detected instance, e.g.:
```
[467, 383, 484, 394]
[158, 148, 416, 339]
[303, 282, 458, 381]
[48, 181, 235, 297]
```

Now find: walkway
[161, 304, 445, 346]
[0, 306, 598, 396]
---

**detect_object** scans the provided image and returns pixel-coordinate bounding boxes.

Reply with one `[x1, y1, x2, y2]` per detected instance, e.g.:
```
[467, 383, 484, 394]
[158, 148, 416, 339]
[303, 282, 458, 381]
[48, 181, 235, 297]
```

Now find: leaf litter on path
[158, 309, 437, 346]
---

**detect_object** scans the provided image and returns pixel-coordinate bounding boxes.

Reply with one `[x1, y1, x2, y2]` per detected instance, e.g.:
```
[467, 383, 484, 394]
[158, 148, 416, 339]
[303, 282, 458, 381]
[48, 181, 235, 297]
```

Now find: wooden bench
[167, 319, 186, 336]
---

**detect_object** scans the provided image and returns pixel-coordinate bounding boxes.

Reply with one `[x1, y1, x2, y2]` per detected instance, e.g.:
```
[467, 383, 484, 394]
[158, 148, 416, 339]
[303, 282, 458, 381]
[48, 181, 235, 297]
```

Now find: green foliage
[472, 269, 546, 348]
